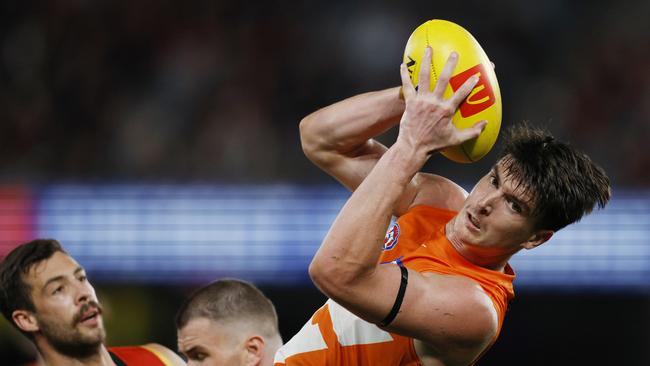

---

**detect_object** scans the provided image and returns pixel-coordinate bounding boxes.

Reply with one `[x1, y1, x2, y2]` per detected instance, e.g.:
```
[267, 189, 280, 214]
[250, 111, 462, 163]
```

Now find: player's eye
[508, 199, 522, 213]
[52, 285, 64, 295]
[189, 352, 207, 361]
[489, 174, 498, 187]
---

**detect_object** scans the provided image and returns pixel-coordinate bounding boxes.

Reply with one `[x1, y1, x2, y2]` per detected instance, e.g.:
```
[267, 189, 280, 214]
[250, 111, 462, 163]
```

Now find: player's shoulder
[140, 343, 187, 365]
[407, 172, 468, 213]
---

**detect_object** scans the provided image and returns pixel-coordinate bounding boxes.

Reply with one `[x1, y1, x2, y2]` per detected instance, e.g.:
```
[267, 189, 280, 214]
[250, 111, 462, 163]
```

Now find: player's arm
[309, 49, 491, 365]
[300, 86, 467, 216]
[299, 86, 403, 192]
[346, 267, 497, 365]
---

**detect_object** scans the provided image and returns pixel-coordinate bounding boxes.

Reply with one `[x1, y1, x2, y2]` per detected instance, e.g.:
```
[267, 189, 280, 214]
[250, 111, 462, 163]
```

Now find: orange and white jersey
[275, 205, 515, 366]
[274, 299, 421, 365]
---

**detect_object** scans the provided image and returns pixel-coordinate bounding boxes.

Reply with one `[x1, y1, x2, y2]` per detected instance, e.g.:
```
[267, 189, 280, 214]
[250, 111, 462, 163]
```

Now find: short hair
[497, 124, 611, 232]
[175, 279, 280, 339]
[0, 239, 66, 329]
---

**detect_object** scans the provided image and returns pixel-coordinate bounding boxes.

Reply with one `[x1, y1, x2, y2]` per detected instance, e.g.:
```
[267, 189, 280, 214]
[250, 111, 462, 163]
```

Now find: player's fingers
[449, 74, 479, 108]
[432, 52, 458, 98]
[417, 46, 432, 94]
[455, 120, 487, 143]
[400, 63, 416, 99]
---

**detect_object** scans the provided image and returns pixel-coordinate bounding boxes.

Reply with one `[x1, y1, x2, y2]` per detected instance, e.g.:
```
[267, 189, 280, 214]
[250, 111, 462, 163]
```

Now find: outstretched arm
[309, 48, 495, 365]
[300, 85, 468, 216]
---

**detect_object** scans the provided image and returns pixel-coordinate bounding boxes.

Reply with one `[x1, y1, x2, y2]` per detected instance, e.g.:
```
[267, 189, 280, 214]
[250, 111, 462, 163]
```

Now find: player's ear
[243, 335, 265, 366]
[12, 309, 39, 333]
[522, 230, 553, 250]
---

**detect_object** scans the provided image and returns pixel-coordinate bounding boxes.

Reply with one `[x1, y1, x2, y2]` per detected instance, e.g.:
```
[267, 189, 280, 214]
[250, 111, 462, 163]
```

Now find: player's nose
[476, 192, 496, 216]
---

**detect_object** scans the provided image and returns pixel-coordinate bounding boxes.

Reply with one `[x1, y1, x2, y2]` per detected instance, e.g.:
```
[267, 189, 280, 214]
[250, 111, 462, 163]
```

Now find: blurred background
[0, 0, 648, 365]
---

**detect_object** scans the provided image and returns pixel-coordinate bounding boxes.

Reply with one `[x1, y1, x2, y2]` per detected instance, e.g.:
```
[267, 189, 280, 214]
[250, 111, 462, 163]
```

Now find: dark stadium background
[1, 1, 648, 365]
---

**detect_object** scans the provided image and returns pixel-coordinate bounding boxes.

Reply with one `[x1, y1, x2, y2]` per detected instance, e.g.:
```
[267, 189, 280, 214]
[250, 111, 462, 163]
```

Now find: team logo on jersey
[383, 223, 400, 251]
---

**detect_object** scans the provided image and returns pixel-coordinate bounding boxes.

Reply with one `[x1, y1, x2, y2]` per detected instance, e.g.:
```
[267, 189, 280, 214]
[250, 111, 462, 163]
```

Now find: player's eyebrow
[42, 266, 85, 291]
[181, 345, 206, 358]
[493, 165, 531, 214]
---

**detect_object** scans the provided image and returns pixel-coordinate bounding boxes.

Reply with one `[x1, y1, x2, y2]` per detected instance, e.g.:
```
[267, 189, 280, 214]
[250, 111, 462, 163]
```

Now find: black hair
[0, 239, 66, 333]
[498, 124, 611, 231]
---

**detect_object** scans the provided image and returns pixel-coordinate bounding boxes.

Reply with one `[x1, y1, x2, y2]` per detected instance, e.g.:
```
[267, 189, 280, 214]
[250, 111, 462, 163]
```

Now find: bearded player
[0, 239, 186, 366]
[274, 47, 610, 365]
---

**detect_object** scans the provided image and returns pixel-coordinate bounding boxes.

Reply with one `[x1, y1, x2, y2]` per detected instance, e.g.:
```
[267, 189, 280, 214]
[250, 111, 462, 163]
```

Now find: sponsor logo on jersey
[449, 63, 496, 117]
[383, 223, 400, 251]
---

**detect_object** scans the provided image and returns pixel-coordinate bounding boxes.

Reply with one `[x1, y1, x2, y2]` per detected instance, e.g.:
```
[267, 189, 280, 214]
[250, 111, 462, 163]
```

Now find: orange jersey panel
[275, 205, 515, 365]
[275, 299, 422, 366]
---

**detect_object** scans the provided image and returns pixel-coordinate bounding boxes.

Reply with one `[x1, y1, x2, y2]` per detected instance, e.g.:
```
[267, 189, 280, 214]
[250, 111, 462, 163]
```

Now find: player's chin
[82, 328, 106, 345]
[460, 225, 489, 246]
[77, 322, 106, 340]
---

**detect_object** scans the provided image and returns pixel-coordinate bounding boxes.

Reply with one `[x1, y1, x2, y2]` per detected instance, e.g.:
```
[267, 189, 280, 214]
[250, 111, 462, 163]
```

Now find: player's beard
[37, 301, 106, 359]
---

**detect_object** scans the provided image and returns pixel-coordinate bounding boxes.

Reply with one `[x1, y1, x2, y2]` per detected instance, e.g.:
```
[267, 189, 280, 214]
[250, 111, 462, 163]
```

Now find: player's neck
[452, 244, 513, 272]
[37, 340, 115, 366]
[445, 222, 518, 272]
[262, 334, 284, 366]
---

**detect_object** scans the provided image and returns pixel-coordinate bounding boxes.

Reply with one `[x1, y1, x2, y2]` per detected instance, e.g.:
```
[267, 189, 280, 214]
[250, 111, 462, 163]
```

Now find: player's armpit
[304, 138, 389, 192]
[395, 173, 469, 216]
[302, 138, 424, 217]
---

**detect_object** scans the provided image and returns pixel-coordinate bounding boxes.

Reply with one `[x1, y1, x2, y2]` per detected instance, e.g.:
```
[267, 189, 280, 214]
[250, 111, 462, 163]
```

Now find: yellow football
[403, 19, 501, 163]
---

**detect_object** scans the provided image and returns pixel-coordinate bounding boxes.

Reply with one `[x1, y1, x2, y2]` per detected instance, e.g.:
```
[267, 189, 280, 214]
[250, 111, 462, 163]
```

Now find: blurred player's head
[0, 239, 105, 358]
[176, 279, 282, 366]
[448, 124, 611, 253]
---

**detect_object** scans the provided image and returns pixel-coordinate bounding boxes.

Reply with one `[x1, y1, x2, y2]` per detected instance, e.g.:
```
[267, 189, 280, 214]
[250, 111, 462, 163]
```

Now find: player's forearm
[309, 140, 425, 294]
[299, 87, 404, 163]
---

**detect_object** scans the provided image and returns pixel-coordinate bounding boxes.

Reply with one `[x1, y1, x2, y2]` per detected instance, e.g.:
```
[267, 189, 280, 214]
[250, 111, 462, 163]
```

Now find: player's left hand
[396, 46, 486, 158]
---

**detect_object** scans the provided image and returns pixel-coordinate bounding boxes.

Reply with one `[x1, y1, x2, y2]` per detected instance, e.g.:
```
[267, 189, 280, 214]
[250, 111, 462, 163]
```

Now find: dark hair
[498, 124, 611, 232]
[0, 239, 66, 328]
[176, 279, 279, 339]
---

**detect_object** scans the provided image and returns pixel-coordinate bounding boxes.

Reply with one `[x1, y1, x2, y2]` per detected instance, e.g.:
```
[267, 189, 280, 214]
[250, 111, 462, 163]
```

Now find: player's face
[25, 251, 105, 353]
[448, 158, 539, 251]
[178, 317, 246, 366]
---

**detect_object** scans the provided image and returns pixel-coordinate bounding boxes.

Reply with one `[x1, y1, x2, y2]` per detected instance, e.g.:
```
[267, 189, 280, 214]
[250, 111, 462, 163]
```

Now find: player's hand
[396, 46, 486, 158]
